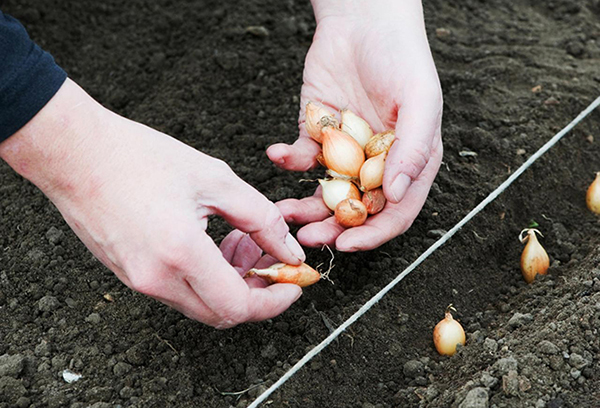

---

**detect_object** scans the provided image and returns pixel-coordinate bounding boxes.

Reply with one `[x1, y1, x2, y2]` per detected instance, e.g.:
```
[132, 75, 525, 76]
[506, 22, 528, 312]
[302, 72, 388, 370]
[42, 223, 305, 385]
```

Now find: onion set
[305, 102, 338, 143]
[244, 263, 321, 287]
[519, 228, 549, 284]
[335, 198, 368, 228]
[362, 188, 386, 215]
[587, 172, 600, 214]
[433, 305, 466, 356]
[321, 126, 365, 178]
[319, 178, 361, 211]
[365, 130, 395, 158]
[341, 109, 373, 148]
[360, 153, 386, 191]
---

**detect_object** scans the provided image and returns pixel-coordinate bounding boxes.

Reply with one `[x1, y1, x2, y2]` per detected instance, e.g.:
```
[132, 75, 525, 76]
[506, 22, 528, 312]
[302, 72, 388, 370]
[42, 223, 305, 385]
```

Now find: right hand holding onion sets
[249, 101, 600, 356]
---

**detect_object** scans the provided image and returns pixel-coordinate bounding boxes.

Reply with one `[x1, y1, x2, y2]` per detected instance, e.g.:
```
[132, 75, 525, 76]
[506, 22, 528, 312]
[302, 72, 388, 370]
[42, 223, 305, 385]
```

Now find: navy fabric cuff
[0, 11, 67, 142]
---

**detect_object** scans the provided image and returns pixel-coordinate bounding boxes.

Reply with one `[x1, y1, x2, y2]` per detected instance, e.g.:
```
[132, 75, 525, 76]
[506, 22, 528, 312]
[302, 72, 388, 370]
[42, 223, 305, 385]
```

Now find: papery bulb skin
[305, 102, 338, 143]
[322, 127, 365, 178]
[365, 130, 395, 158]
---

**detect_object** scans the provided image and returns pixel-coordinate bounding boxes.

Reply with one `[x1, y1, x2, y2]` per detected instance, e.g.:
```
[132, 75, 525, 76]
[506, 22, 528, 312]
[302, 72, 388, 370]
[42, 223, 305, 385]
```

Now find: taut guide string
[248, 96, 600, 408]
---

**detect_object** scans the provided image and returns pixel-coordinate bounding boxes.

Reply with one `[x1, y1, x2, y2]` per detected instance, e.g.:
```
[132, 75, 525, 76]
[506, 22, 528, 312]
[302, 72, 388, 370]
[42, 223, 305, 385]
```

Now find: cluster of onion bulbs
[305, 102, 395, 228]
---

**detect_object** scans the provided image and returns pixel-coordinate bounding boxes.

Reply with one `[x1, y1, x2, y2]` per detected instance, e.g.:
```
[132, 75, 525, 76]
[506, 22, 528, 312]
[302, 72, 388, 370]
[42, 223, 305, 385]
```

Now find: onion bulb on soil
[322, 126, 365, 178]
[433, 306, 466, 356]
[362, 188, 386, 215]
[365, 130, 395, 158]
[335, 198, 367, 228]
[586, 172, 600, 214]
[341, 109, 373, 148]
[519, 228, 549, 284]
[319, 178, 362, 211]
[245, 263, 321, 287]
[360, 153, 386, 191]
[305, 102, 339, 143]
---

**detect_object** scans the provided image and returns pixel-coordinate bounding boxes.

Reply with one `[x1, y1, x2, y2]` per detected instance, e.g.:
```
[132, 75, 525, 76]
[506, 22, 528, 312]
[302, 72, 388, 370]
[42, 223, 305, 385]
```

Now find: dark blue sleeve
[0, 10, 67, 142]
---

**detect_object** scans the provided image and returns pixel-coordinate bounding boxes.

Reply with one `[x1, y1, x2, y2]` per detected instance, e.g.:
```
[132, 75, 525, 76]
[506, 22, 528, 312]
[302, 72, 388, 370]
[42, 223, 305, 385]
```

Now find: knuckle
[156, 233, 194, 270]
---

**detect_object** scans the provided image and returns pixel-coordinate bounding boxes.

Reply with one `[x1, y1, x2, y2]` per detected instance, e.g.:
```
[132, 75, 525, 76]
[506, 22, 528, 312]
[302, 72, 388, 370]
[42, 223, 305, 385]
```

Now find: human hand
[0, 79, 306, 328]
[267, 0, 443, 251]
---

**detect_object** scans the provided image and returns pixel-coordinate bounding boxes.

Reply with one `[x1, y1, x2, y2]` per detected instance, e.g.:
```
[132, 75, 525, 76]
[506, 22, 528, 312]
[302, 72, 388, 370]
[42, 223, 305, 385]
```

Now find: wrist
[0, 79, 108, 201]
[311, 0, 423, 24]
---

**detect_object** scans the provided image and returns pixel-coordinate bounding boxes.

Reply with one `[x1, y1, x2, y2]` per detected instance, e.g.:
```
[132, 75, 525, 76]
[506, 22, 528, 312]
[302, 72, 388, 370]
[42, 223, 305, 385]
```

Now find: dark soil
[1, 0, 600, 407]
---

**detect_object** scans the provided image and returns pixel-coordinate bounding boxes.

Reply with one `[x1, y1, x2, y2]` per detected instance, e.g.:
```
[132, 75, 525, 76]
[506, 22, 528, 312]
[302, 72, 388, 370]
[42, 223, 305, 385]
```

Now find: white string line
[248, 96, 600, 408]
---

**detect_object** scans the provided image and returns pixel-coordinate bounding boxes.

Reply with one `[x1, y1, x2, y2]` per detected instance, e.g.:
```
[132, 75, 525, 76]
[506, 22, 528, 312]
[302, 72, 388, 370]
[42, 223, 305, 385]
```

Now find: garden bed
[1, 0, 600, 407]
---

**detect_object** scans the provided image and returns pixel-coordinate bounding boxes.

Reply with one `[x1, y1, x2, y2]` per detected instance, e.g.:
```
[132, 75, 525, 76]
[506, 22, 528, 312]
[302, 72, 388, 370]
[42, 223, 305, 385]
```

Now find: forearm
[0, 79, 109, 202]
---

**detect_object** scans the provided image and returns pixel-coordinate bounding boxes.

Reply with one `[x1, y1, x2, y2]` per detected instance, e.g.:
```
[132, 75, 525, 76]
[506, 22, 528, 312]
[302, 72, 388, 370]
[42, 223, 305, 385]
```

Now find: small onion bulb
[365, 130, 395, 158]
[319, 178, 362, 211]
[341, 109, 373, 149]
[519, 228, 549, 284]
[433, 307, 466, 356]
[335, 198, 367, 228]
[586, 172, 600, 214]
[245, 263, 321, 287]
[305, 102, 339, 144]
[359, 153, 386, 191]
[362, 188, 386, 215]
[322, 127, 365, 178]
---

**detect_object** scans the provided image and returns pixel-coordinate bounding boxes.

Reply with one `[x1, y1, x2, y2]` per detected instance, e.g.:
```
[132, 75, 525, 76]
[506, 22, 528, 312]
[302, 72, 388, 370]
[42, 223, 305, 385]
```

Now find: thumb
[208, 164, 305, 266]
[383, 95, 442, 204]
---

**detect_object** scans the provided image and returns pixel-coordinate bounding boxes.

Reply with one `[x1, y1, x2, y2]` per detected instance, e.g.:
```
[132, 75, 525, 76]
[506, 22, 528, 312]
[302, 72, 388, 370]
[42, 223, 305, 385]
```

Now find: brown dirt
[1, 0, 600, 407]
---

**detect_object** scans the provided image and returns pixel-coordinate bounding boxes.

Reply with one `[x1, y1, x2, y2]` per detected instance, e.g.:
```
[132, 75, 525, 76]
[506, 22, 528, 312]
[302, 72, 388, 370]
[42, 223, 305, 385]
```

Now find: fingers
[296, 216, 346, 248]
[210, 167, 305, 265]
[383, 89, 442, 204]
[184, 234, 302, 328]
[219, 230, 263, 275]
[336, 140, 442, 251]
[277, 195, 331, 225]
[219, 230, 246, 263]
[266, 136, 322, 172]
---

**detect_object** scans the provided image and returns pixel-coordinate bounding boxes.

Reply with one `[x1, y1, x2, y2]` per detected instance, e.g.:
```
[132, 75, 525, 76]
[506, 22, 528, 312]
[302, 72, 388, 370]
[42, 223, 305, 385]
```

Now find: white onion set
[341, 109, 373, 148]
[319, 179, 361, 211]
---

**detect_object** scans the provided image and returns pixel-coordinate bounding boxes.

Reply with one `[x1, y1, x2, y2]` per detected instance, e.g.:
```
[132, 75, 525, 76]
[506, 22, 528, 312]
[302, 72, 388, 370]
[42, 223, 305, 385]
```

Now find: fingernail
[285, 233, 306, 263]
[389, 173, 412, 203]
